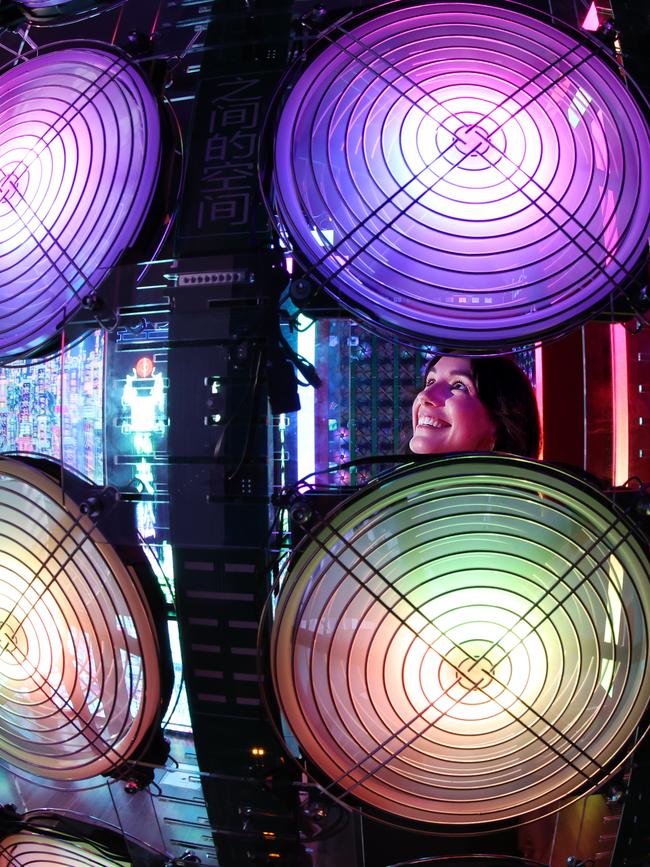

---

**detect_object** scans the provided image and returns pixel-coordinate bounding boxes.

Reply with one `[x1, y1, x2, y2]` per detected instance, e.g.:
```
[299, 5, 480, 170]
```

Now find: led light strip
[0, 458, 161, 780]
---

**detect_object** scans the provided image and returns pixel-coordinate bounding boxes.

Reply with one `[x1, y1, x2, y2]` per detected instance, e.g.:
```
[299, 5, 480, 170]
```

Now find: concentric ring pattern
[273, 2, 650, 351]
[0, 832, 122, 866]
[272, 455, 650, 826]
[387, 859, 548, 867]
[0, 458, 161, 780]
[0, 45, 161, 359]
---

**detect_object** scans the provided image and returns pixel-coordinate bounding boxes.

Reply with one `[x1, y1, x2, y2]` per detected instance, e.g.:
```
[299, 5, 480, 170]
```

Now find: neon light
[611, 323, 629, 485]
[534, 344, 543, 459]
[296, 314, 316, 485]
[132, 433, 152, 455]
[135, 356, 154, 378]
[121, 370, 165, 434]
[134, 458, 154, 492]
[581, 2, 600, 31]
[136, 501, 157, 540]
[0, 47, 162, 358]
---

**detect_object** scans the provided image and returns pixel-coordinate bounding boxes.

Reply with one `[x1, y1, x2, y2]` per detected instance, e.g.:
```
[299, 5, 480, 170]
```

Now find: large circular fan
[0, 458, 161, 780]
[0, 832, 126, 866]
[271, 455, 650, 827]
[272, 1, 650, 351]
[0, 44, 162, 359]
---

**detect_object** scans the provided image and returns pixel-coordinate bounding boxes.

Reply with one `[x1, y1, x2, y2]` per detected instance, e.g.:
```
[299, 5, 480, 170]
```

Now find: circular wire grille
[271, 455, 650, 827]
[0, 44, 161, 359]
[0, 458, 161, 780]
[387, 859, 548, 867]
[18, 0, 109, 12]
[272, 1, 650, 351]
[0, 832, 122, 866]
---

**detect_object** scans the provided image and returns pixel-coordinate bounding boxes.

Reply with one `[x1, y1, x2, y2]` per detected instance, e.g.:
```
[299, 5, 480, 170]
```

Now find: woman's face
[410, 356, 496, 454]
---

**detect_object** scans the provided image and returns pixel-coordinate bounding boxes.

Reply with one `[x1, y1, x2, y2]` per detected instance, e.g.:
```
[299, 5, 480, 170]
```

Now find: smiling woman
[409, 356, 540, 458]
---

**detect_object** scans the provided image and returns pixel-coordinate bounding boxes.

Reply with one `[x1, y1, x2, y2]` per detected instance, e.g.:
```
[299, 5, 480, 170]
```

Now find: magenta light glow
[0, 45, 161, 359]
[273, 1, 650, 351]
[0, 458, 161, 780]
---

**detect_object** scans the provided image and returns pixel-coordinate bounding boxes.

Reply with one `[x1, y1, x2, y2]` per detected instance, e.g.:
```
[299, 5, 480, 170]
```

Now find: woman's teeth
[418, 416, 448, 428]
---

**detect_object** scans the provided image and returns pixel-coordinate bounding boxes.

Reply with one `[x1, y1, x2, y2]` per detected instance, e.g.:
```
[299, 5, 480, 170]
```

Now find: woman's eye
[451, 381, 468, 392]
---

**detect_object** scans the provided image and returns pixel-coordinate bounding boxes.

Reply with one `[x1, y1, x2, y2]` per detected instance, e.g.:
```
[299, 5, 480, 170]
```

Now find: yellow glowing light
[0, 458, 161, 780]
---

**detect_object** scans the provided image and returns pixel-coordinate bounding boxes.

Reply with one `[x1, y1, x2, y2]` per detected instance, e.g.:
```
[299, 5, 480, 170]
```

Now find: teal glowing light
[271, 455, 650, 827]
[120, 370, 165, 435]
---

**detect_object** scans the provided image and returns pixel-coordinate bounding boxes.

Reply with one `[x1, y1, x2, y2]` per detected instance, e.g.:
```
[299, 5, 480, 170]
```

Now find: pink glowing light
[582, 2, 600, 32]
[610, 323, 629, 485]
[273, 2, 650, 351]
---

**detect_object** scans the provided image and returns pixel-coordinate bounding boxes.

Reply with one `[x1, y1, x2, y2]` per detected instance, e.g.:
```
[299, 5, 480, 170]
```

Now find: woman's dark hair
[418, 355, 541, 459]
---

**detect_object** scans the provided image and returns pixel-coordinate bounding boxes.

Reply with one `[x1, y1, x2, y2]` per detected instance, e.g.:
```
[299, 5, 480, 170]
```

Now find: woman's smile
[410, 356, 496, 454]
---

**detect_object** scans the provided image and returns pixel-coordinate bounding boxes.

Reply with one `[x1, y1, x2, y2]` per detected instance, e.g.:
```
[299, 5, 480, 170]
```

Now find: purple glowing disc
[273, 1, 650, 351]
[0, 45, 161, 359]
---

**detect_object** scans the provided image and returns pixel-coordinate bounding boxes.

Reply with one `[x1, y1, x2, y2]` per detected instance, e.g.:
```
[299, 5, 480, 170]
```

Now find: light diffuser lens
[272, 455, 650, 826]
[273, 2, 650, 350]
[0, 832, 124, 866]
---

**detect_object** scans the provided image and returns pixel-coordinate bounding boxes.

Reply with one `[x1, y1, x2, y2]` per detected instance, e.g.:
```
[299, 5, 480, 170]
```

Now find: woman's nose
[420, 383, 445, 405]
